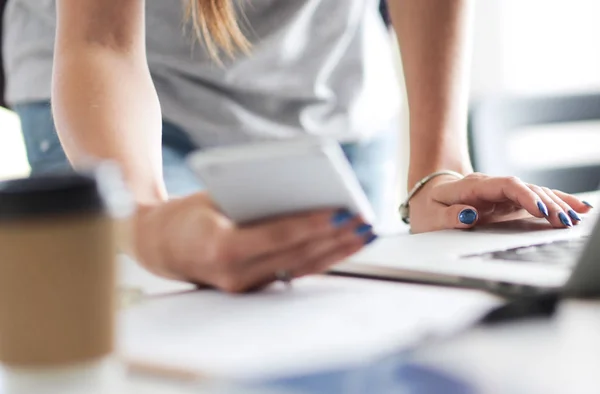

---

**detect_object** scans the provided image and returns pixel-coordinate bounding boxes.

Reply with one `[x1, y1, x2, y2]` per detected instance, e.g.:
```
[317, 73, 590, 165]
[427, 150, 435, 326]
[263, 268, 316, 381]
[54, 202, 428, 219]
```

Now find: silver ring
[275, 270, 292, 284]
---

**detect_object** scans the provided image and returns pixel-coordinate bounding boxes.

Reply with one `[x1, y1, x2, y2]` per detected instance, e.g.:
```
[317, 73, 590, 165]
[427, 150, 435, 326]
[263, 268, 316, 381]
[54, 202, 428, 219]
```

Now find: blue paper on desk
[256, 356, 476, 394]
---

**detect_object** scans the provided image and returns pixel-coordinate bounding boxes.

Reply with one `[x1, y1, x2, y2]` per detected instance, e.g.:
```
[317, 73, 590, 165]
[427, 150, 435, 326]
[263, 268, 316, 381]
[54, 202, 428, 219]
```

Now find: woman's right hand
[131, 192, 375, 293]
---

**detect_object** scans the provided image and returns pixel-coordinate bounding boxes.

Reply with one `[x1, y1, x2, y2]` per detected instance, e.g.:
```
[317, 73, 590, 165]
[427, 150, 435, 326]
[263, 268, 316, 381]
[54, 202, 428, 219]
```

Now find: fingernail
[331, 210, 353, 226]
[458, 209, 477, 225]
[355, 224, 373, 236]
[537, 201, 549, 217]
[365, 234, 378, 245]
[583, 201, 594, 209]
[568, 210, 582, 222]
[558, 212, 572, 227]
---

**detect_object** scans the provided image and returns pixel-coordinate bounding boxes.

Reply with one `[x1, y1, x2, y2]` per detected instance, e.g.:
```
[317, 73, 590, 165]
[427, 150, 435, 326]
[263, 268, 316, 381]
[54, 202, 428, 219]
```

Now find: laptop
[331, 196, 600, 297]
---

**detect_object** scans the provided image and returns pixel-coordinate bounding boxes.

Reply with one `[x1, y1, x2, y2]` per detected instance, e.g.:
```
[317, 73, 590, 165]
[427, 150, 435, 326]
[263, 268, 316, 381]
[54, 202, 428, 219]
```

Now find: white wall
[471, 0, 600, 97]
[469, 1, 600, 174]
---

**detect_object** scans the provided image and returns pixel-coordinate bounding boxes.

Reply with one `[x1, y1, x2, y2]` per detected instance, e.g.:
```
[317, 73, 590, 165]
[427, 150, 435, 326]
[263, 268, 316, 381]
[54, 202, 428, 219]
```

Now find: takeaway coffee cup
[0, 164, 132, 393]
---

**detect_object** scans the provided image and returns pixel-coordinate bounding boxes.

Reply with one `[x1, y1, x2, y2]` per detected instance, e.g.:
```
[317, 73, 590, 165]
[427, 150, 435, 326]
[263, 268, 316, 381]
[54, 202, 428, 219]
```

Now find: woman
[4, 0, 591, 292]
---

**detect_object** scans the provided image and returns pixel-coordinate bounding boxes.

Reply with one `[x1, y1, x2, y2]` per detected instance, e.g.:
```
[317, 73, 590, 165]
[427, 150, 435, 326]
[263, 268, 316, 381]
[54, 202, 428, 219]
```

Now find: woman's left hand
[408, 172, 594, 234]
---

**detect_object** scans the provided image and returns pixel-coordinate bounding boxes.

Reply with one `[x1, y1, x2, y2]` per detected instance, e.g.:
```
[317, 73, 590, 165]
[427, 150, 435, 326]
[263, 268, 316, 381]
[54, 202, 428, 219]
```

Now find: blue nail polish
[331, 210, 353, 226]
[558, 212, 572, 227]
[365, 234, 378, 245]
[458, 209, 477, 225]
[537, 201, 549, 217]
[355, 224, 373, 236]
[583, 201, 594, 209]
[568, 210, 582, 222]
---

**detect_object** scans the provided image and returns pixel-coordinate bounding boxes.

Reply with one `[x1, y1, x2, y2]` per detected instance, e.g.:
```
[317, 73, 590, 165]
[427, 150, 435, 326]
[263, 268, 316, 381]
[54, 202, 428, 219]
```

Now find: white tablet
[186, 137, 375, 224]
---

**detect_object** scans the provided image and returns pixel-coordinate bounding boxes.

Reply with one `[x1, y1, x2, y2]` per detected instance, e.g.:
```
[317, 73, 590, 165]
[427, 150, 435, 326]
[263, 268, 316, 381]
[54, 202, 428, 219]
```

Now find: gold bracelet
[399, 170, 465, 224]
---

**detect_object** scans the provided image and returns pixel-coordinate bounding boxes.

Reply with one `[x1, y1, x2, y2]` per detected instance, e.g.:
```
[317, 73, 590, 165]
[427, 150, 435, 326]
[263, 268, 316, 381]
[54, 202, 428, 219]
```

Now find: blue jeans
[15, 101, 399, 225]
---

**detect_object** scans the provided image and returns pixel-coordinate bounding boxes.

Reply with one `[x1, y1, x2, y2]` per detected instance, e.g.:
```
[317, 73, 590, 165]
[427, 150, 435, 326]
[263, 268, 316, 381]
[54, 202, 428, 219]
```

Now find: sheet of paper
[128, 378, 286, 394]
[118, 275, 501, 381]
[118, 255, 197, 298]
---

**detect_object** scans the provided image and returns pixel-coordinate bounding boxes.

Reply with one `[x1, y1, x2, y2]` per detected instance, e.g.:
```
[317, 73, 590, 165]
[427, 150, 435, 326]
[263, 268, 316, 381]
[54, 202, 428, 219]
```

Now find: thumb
[444, 205, 479, 229]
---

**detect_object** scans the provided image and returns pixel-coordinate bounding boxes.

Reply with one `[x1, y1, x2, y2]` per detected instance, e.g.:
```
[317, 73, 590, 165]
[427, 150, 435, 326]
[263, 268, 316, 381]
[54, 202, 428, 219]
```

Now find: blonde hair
[185, 0, 250, 61]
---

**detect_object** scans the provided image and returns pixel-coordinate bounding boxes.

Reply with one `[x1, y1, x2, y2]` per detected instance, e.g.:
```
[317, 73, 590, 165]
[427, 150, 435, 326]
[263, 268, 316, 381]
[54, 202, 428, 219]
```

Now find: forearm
[53, 0, 166, 206]
[390, 0, 475, 187]
[52, 51, 165, 205]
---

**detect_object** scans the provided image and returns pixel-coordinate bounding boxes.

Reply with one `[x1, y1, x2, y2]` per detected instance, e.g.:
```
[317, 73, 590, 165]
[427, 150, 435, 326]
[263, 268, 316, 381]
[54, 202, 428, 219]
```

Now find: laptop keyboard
[469, 236, 589, 267]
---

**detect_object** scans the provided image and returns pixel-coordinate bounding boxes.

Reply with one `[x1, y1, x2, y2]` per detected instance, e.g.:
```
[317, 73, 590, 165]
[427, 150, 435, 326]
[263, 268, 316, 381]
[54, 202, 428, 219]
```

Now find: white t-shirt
[4, 0, 401, 147]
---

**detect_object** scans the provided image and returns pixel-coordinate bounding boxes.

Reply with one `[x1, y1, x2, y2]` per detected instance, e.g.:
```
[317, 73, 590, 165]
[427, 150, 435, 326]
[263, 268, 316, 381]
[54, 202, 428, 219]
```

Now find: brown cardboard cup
[0, 169, 127, 368]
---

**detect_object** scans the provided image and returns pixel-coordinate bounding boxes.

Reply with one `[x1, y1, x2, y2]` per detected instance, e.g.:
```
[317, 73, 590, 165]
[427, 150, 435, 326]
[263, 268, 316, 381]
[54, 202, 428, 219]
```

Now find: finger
[434, 176, 548, 219]
[444, 205, 479, 230]
[543, 187, 581, 226]
[294, 230, 374, 278]
[252, 223, 372, 282]
[476, 202, 498, 216]
[528, 185, 573, 228]
[527, 185, 572, 228]
[230, 209, 364, 261]
[225, 223, 373, 292]
[551, 189, 594, 214]
[232, 234, 367, 293]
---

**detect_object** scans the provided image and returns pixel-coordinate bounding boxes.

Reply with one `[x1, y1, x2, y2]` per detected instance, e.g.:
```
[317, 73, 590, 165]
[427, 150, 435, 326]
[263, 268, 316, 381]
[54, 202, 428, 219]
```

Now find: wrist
[407, 123, 473, 188]
[128, 179, 168, 207]
[128, 203, 158, 261]
[408, 164, 472, 190]
[129, 201, 185, 281]
[399, 170, 465, 225]
[124, 182, 168, 258]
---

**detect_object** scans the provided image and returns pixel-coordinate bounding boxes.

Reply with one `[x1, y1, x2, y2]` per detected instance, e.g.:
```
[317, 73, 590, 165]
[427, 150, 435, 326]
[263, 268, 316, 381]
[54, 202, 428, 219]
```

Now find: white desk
[117, 193, 600, 390]
[118, 263, 500, 381]
[412, 299, 600, 394]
